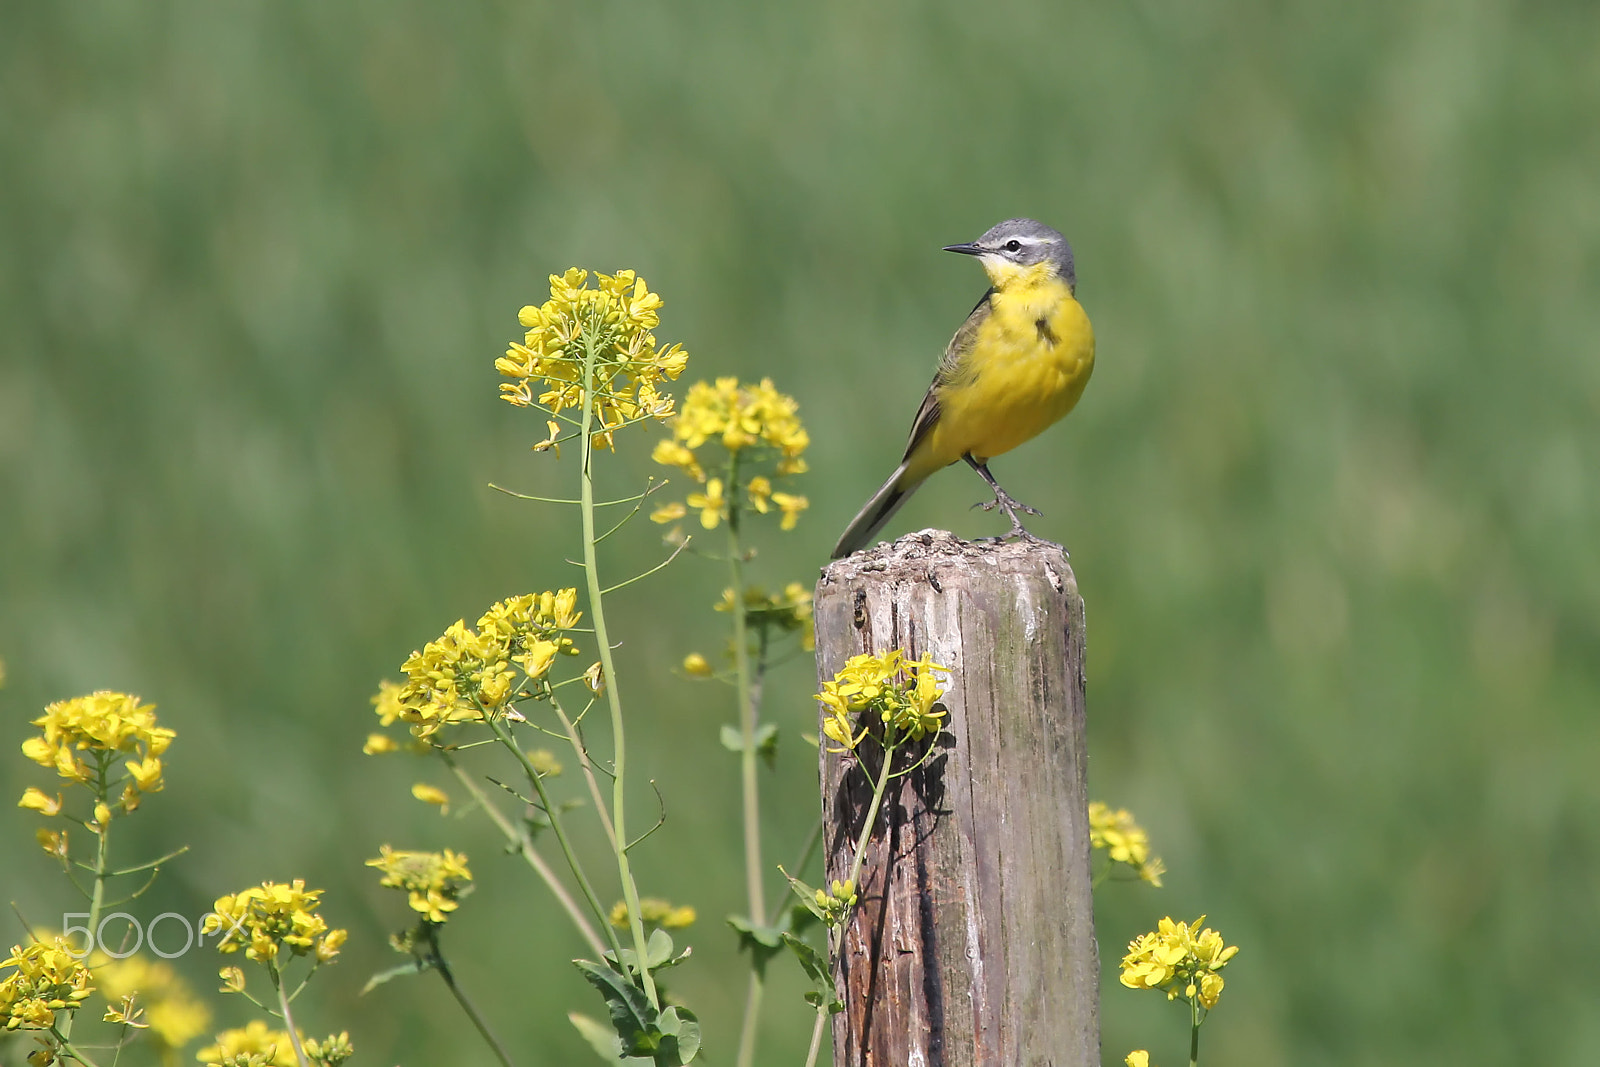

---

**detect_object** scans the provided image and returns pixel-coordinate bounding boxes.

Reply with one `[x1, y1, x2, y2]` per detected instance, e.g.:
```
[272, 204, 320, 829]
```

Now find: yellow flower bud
[363, 733, 399, 755]
[37, 828, 67, 858]
[317, 928, 348, 963]
[18, 788, 62, 816]
[218, 966, 246, 993]
[682, 653, 713, 678]
[411, 783, 449, 812]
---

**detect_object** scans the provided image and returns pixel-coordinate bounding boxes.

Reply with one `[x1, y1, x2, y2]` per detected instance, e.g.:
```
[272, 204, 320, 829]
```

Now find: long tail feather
[831, 463, 926, 558]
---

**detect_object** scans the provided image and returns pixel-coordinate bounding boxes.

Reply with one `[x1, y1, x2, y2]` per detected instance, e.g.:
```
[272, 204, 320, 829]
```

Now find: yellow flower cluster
[202, 881, 347, 966]
[196, 1020, 296, 1067]
[302, 1031, 354, 1066]
[608, 898, 696, 931]
[497, 268, 687, 450]
[813, 879, 857, 928]
[1120, 915, 1239, 1010]
[715, 582, 815, 649]
[650, 377, 810, 531]
[93, 952, 211, 1050]
[816, 650, 949, 752]
[19, 692, 174, 818]
[367, 846, 474, 924]
[1089, 802, 1166, 887]
[387, 591, 583, 741]
[0, 937, 93, 1032]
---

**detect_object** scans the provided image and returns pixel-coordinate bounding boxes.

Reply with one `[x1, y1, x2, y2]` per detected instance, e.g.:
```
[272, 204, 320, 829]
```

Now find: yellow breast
[916, 275, 1095, 474]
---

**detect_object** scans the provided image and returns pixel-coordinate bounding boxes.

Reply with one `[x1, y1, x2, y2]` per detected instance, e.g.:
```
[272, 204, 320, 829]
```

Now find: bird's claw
[971, 492, 1042, 517]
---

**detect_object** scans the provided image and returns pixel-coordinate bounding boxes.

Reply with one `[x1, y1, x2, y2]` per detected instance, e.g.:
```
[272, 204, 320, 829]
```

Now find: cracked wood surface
[815, 530, 1099, 1067]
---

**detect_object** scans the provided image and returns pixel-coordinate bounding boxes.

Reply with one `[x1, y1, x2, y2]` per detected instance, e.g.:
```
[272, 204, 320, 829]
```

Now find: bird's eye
[1004, 239, 1022, 252]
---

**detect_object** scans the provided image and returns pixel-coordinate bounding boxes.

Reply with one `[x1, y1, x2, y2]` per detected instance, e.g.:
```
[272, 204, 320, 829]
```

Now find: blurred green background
[4, 1, 1598, 1063]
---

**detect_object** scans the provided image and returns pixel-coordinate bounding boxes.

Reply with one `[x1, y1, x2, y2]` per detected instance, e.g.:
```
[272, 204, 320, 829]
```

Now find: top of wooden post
[820, 528, 1075, 591]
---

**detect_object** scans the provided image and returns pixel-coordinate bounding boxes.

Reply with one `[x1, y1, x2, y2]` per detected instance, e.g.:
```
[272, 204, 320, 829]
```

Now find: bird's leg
[963, 455, 1046, 542]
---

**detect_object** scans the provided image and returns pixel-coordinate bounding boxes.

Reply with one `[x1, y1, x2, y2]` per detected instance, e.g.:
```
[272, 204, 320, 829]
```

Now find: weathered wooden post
[814, 530, 1099, 1067]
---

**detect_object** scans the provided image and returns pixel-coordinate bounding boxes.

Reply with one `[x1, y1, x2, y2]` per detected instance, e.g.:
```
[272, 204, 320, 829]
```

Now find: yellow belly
[913, 291, 1094, 476]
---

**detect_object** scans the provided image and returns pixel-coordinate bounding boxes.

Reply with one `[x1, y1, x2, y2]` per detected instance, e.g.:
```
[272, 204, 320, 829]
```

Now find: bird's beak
[941, 242, 984, 256]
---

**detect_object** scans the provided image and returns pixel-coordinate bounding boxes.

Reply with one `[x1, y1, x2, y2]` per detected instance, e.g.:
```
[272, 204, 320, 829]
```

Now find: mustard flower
[650, 439, 703, 481]
[1120, 915, 1239, 1011]
[195, 1020, 296, 1067]
[388, 590, 583, 740]
[672, 377, 809, 461]
[525, 748, 563, 776]
[93, 952, 211, 1050]
[202, 881, 345, 966]
[20, 691, 174, 804]
[650, 500, 688, 524]
[0, 937, 93, 1032]
[816, 650, 949, 752]
[649, 377, 810, 529]
[1089, 802, 1166, 887]
[771, 491, 808, 530]
[497, 268, 686, 445]
[36, 828, 67, 861]
[411, 783, 449, 811]
[609, 898, 696, 930]
[1126, 1052, 1153, 1067]
[368, 846, 474, 924]
[17, 789, 61, 816]
[813, 879, 857, 928]
[302, 1031, 355, 1066]
[686, 479, 728, 529]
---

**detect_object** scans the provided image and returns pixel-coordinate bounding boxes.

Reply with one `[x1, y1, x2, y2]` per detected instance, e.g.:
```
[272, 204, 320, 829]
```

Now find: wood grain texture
[815, 530, 1099, 1067]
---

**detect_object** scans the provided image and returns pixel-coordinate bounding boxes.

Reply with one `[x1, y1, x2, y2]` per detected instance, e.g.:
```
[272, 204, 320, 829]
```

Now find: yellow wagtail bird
[831, 218, 1095, 558]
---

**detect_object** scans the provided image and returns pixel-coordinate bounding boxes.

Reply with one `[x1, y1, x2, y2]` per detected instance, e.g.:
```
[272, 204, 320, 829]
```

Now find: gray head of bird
[943, 217, 1076, 291]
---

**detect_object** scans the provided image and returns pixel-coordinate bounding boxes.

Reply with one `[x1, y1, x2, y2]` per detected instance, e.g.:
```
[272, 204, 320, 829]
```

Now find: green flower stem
[270, 960, 312, 1067]
[441, 750, 606, 957]
[422, 924, 517, 1067]
[49, 1029, 101, 1067]
[737, 975, 765, 1067]
[1190, 997, 1202, 1067]
[847, 736, 902, 892]
[484, 713, 624, 965]
[579, 326, 658, 1008]
[802, 1005, 828, 1067]
[59, 756, 113, 1044]
[552, 701, 619, 851]
[728, 449, 770, 1067]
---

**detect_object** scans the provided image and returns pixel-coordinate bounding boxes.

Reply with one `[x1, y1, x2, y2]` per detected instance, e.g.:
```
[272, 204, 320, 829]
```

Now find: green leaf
[645, 928, 675, 969]
[781, 933, 831, 987]
[568, 1012, 625, 1063]
[574, 959, 659, 1054]
[777, 867, 828, 923]
[604, 928, 693, 976]
[655, 1006, 701, 1064]
[727, 915, 783, 948]
[754, 722, 779, 768]
[719, 723, 778, 767]
[786, 900, 821, 937]
[783, 933, 843, 1014]
[727, 915, 783, 975]
[359, 959, 429, 995]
